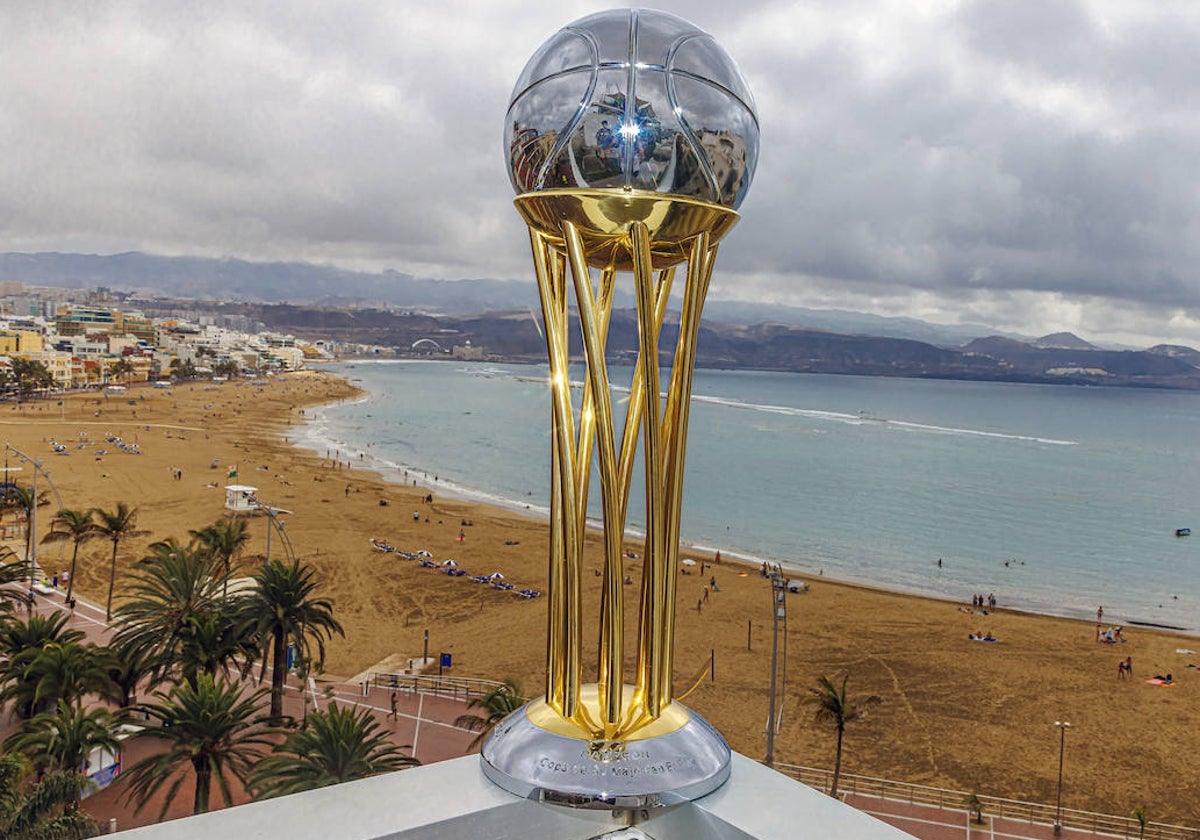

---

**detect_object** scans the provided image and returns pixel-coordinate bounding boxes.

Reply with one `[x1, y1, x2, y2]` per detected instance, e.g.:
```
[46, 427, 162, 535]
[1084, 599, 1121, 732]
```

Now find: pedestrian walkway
[1, 583, 479, 832]
[779, 764, 1197, 840]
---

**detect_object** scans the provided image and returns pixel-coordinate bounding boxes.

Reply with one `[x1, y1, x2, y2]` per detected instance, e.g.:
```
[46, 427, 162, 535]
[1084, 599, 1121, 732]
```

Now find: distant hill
[1147, 344, 1200, 366]
[0, 251, 535, 314]
[6, 251, 1200, 388]
[1033, 332, 1098, 350]
[126, 299, 1200, 390]
[0, 250, 1022, 347]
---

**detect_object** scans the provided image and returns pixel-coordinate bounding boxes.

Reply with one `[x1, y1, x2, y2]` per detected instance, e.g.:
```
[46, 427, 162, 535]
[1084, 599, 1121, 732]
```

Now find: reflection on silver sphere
[505, 8, 759, 210]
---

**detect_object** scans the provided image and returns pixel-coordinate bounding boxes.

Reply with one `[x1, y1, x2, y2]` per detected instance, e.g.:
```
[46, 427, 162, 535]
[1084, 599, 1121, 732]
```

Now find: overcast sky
[2, 1, 1199, 347]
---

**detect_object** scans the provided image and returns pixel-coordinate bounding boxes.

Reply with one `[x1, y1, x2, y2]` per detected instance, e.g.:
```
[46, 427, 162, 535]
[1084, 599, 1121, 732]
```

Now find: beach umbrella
[681, 559, 697, 566]
[488, 572, 505, 580]
[442, 559, 459, 567]
[417, 550, 433, 557]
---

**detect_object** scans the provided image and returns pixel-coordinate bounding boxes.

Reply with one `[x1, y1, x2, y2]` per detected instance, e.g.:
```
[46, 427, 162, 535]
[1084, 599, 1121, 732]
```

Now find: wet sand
[6, 371, 1197, 825]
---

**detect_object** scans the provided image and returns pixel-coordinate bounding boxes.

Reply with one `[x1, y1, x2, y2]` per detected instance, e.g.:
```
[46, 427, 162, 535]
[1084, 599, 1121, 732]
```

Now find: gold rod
[616, 268, 674, 527]
[533, 231, 583, 719]
[630, 220, 668, 716]
[657, 233, 716, 697]
[530, 232, 564, 712]
[563, 223, 625, 729]
[621, 268, 673, 729]
[574, 265, 616, 530]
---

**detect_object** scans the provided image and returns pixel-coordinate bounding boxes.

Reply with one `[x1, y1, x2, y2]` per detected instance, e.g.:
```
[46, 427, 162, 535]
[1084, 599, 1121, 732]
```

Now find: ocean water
[299, 360, 1200, 632]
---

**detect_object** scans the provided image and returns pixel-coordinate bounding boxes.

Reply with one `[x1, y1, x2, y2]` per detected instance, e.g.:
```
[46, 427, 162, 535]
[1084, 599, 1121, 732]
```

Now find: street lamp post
[764, 567, 787, 767]
[5, 445, 64, 594]
[1054, 720, 1071, 835]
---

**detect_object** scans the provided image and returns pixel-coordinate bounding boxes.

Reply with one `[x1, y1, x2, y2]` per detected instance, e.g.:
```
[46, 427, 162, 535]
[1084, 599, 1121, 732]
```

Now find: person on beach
[1118, 657, 1132, 680]
[388, 691, 398, 721]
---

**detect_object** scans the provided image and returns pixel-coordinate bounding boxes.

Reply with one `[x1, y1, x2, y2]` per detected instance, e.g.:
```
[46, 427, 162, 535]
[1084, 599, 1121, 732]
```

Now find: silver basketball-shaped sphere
[505, 8, 759, 210]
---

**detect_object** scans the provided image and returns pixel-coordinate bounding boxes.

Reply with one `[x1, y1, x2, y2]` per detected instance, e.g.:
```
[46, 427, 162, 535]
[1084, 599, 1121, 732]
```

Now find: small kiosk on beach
[224, 485, 260, 513]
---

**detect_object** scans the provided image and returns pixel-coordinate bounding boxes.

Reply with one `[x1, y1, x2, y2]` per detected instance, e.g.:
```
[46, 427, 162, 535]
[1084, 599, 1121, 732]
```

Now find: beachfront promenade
[2, 585, 478, 831]
[5, 584, 1196, 838]
[782, 765, 1196, 840]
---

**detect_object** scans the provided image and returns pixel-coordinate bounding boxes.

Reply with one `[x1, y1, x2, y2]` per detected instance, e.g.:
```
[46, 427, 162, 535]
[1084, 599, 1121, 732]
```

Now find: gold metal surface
[524, 688, 693, 742]
[516, 189, 740, 271]
[519, 187, 737, 740]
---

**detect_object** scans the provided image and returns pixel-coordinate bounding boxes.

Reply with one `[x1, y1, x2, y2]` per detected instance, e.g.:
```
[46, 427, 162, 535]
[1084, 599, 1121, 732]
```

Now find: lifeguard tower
[224, 485, 260, 513]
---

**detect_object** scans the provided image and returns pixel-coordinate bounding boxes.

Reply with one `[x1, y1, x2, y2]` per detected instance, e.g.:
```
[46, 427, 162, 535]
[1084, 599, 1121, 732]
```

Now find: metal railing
[369, 671, 509, 702]
[774, 763, 1199, 840]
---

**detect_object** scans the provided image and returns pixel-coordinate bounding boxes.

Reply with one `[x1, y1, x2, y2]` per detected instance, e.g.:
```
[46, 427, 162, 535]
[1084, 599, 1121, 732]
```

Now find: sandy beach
[5, 371, 1198, 826]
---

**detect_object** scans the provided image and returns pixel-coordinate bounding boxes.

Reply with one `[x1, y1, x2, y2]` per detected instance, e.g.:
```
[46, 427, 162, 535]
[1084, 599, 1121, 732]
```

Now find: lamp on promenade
[1054, 720, 1071, 835]
[5, 444, 65, 593]
[764, 566, 787, 767]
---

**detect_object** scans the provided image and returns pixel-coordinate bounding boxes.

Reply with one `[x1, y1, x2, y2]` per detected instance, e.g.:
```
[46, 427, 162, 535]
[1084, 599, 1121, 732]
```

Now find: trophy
[483, 8, 759, 809]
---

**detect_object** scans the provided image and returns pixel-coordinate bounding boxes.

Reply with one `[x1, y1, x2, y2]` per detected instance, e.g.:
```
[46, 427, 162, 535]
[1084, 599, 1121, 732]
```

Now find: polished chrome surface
[505, 8, 759, 209]
[481, 700, 732, 810]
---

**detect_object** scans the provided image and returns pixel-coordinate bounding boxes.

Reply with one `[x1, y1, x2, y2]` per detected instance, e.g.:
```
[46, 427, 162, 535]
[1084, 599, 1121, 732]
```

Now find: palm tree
[5, 702, 120, 809]
[0, 642, 119, 717]
[3, 485, 47, 585]
[105, 637, 158, 709]
[177, 612, 259, 687]
[191, 518, 250, 597]
[111, 537, 230, 689]
[10, 358, 55, 401]
[243, 559, 344, 721]
[109, 357, 134, 385]
[1132, 805, 1148, 839]
[41, 508, 100, 603]
[0, 614, 86, 719]
[91, 502, 148, 621]
[0, 548, 33, 618]
[802, 673, 882, 798]
[121, 674, 274, 818]
[0, 612, 84, 659]
[247, 701, 418, 799]
[0, 751, 99, 840]
[453, 679, 524, 750]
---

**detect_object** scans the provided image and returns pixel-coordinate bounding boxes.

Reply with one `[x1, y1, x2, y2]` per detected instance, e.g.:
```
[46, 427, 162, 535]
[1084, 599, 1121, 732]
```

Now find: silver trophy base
[480, 701, 731, 810]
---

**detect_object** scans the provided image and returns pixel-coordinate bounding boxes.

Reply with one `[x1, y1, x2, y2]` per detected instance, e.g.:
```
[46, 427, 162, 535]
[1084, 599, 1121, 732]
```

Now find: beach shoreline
[6, 371, 1198, 824]
[298, 367, 1191, 634]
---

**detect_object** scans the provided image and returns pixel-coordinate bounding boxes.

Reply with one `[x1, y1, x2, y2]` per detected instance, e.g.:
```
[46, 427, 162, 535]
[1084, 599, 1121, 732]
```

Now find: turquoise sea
[298, 360, 1200, 633]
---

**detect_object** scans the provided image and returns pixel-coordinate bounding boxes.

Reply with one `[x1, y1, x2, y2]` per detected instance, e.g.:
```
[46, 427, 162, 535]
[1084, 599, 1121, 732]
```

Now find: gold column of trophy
[482, 8, 759, 808]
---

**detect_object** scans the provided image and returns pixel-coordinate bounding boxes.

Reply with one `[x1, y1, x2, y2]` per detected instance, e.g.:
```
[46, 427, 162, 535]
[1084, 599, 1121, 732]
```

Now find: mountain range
[0, 251, 1019, 346]
[3, 251, 1199, 389]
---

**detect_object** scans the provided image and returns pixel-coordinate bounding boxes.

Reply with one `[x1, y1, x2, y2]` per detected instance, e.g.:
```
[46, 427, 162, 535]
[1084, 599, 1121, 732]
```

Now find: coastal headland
[6, 371, 1197, 825]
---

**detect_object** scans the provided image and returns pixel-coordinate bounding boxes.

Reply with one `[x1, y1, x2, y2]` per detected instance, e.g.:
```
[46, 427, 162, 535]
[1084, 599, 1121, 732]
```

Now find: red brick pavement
[846, 794, 1142, 840]
[1, 585, 478, 832]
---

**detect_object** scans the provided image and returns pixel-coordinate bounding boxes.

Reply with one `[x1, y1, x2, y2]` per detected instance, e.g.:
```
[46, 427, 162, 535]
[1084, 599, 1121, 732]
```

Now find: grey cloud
[1, 0, 1198, 346]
